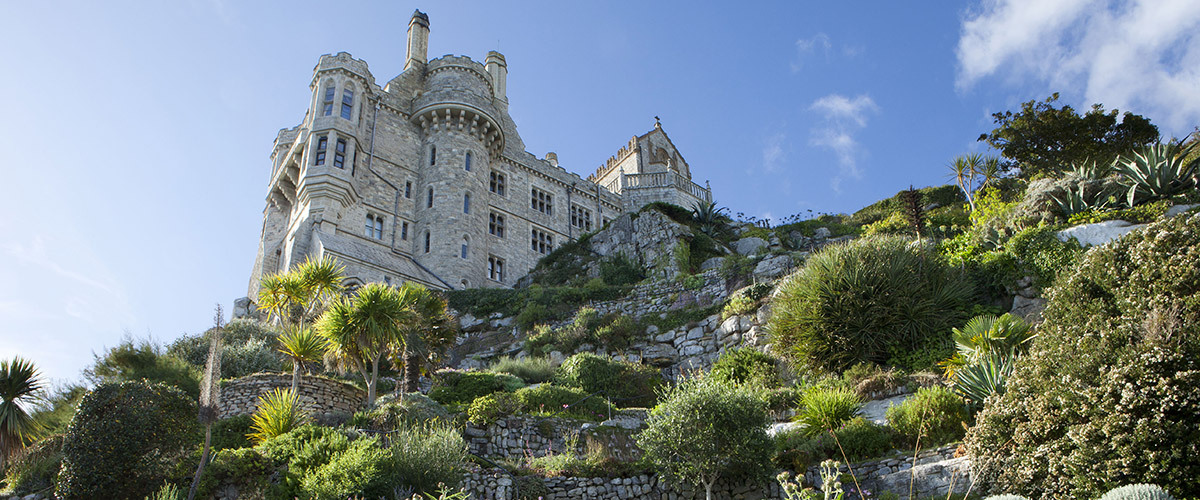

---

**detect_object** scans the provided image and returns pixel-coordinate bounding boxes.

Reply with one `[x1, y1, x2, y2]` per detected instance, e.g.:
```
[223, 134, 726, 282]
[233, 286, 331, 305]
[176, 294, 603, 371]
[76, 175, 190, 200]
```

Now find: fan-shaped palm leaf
[0, 357, 44, 468]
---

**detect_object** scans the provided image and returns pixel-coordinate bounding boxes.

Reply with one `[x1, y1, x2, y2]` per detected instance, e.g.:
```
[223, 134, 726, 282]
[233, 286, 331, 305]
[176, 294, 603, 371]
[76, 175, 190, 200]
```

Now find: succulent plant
[1099, 484, 1177, 500]
[1112, 142, 1198, 207]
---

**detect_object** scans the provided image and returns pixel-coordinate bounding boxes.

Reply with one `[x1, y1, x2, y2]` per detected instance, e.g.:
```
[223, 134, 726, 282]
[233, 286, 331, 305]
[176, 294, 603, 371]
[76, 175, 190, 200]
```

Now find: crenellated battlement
[586, 136, 639, 182]
[314, 52, 375, 85]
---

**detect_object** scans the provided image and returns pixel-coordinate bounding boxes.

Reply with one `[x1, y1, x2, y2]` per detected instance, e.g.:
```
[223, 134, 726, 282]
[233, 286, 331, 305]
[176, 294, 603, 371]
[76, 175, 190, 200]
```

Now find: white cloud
[792, 33, 832, 72]
[957, 0, 1200, 134]
[762, 132, 786, 173]
[810, 94, 879, 192]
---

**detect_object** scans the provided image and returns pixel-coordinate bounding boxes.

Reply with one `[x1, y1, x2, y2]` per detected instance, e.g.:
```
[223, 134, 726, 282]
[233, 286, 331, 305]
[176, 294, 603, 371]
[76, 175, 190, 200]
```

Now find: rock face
[1056, 220, 1146, 247]
[589, 210, 695, 279]
[733, 237, 768, 255]
[1010, 295, 1048, 323]
[753, 253, 795, 281]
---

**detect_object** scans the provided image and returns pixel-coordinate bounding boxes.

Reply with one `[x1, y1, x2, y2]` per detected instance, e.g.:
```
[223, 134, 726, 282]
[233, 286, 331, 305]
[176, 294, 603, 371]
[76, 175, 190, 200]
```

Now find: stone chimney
[485, 51, 507, 102]
[405, 10, 430, 71]
[545, 152, 558, 168]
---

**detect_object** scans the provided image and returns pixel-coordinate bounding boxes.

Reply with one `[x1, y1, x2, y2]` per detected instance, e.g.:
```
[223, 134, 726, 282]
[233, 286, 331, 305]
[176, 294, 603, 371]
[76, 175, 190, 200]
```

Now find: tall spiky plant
[691, 201, 729, 237]
[1112, 142, 1199, 207]
[900, 185, 924, 240]
[0, 357, 44, 470]
[187, 305, 225, 500]
[277, 327, 325, 393]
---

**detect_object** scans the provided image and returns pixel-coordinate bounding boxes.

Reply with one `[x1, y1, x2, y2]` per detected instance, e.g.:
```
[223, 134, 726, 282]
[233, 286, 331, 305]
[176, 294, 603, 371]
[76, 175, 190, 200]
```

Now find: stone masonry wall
[218, 373, 366, 418]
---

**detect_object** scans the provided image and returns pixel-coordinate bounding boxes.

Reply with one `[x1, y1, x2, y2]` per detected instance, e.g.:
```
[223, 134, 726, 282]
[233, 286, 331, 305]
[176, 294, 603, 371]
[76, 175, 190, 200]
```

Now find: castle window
[488, 256, 505, 282]
[531, 228, 553, 255]
[424, 231, 431, 253]
[340, 88, 354, 119]
[401, 222, 409, 240]
[490, 171, 506, 196]
[430, 146, 437, 166]
[463, 193, 471, 214]
[333, 139, 347, 168]
[427, 188, 434, 209]
[465, 152, 472, 171]
[571, 205, 592, 232]
[365, 214, 384, 239]
[321, 86, 335, 116]
[405, 181, 412, 199]
[461, 236, 469, 259]
[489, 212, 505, 238]
[314, 135, 328, 166]
[531, 188, 553, 215]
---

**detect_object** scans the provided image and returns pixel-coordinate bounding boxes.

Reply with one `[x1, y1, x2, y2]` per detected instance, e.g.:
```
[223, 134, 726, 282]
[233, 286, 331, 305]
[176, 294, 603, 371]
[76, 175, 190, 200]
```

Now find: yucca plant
[277, 327, 325, 393]
[1112, 142, 1199, 207]
[247, 388, 307, 444]
[952, 352, 1013, 409]
[691, 201, 729, 237]
[941, 313, 1034, 378]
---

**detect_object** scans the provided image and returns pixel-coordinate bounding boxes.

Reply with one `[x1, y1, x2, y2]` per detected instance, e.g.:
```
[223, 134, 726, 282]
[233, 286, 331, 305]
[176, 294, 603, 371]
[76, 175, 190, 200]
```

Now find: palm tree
[277, 327, 326, 393]
[318, 283, 413, 405]
[258, 256, 343, 390]
[0, 357, 44, 469]
[391, 283, 456, 396]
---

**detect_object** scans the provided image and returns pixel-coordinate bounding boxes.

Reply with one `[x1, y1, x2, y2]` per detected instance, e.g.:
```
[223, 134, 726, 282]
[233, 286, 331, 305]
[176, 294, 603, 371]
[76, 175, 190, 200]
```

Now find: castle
[245, 10, 712, 301]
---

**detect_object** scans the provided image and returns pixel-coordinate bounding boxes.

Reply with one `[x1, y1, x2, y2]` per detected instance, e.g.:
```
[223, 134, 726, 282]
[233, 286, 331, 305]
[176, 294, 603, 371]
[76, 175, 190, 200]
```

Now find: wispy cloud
[762, 132, 787, 173]
[957, 0, 1200, 134]
[792, 33, 832, 72]
[810, 94, 879, 193]
[1, 235, 135, 325]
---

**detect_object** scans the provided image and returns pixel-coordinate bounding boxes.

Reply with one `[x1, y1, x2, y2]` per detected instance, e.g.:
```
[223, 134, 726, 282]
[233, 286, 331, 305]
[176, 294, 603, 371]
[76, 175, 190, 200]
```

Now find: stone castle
[245, 10, 712, 301]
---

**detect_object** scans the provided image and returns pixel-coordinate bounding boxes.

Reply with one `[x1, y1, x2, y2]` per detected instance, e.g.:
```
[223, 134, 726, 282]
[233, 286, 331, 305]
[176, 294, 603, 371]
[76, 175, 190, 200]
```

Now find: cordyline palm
[949, 153, 1000, 212]
[259, 257, 343, 391]
[277, 327, 326, 393]
[318, 283, 414, 406]
[390, 282, 456, 397]
[0, 357, 44, 470]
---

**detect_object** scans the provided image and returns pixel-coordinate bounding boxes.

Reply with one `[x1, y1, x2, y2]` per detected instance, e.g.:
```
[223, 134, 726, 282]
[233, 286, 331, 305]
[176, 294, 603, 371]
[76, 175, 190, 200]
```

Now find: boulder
[700, 256, 726, 271]
[1166, 203, 1199, 218]
[1011, 295, 1047, 323]
[641, 343, 678, 366]
[753, 253, 794, 280]
[733, 237, 768, 255]
[813, 227, 832, 239]
[1056, 220, 1145, 247]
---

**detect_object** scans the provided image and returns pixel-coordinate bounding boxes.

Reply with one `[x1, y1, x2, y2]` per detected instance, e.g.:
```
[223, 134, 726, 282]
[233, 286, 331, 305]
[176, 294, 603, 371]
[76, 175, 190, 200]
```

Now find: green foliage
[983, 496, 1031, 500]
[555, 353, 662, 408]
[978, 92, 1159, 177]
[643, 201, 695, 225]
[773, 417, 895, 471]
[182, 447, 272, 498]
[389, 423, 468, 494]
[350, 393, 451, 430]
[526, 233, 595, 287]
[84, 337, 201, 398]
[300, 437, 394, 500]
[852, 185, 965, 227]
[710, 348, 780, 388]
[1, 357, 45, 467]
[1099, 484, 1178, 500]
[1, 434, 62, 495]
[1113, 142, 1199, 206]
[598, 253, 645, 286]
[515, 384, 614, 420]
[885, 386, 968, 447]
[209, 415, 253, 451]
[639, 303, 723, 334]
[759, 386, 803, 417]
[449, 284, 632, 331]
[488, 356, 557, 384]
[1067, 199, 1171, 225]
[841, 363, 908, 400]
[56, 381, 200, 500]
[523, 308, 644, 354]
[248, 388, 307, 445]
[428, 371, 524, 405]
[514, 302, 552, 331]
[638, 376, 773, 496]
[145, 482, 183, 500]
[256, 424, 351, 478]
[1006, 224, 1084, 288]
[167, 319, 287, 379]
[794, 387, 861, 437]
[884, 336, 955, 372]
[768, 235, 974, 372]
[673, 240, 693, 274]
[966, 213, 1200, 498]
[951, 354, 1013, 411]
[941, 313, 1034, 408]
[722, 284, 771, 320]
[467, 392, 523, 425]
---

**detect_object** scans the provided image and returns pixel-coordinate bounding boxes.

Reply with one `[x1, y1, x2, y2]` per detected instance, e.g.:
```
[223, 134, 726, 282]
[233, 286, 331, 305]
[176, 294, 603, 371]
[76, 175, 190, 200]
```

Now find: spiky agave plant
[1112, 142, 1199, 207]
[691, 201, 729, 237]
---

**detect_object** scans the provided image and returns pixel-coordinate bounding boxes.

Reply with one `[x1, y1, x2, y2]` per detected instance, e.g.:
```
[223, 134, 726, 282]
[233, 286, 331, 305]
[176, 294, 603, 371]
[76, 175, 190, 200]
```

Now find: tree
[258, 256, 344, 391]
[637, 376, 773, 500]
[0, 357, 44, 470]
[277, 328, 326, 393]
[978, 93, 1159, 177]
[948, 153, 1000, 211]
[392, 282, 456, 395]
[318, 283, 414, 405]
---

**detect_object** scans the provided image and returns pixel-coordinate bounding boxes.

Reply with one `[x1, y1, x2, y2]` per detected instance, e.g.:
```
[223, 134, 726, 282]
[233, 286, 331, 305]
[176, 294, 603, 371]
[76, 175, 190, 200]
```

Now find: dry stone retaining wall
[218, 373, 365, 418]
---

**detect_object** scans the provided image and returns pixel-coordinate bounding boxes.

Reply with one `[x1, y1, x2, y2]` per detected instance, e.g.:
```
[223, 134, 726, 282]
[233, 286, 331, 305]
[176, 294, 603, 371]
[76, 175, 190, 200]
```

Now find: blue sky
[2, 0, 1197, 384]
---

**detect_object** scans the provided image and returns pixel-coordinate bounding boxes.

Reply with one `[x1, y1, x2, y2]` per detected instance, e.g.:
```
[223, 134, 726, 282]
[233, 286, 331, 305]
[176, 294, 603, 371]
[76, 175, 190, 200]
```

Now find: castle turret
[485, 51, 507, 103]
[405, 10, 430, 71]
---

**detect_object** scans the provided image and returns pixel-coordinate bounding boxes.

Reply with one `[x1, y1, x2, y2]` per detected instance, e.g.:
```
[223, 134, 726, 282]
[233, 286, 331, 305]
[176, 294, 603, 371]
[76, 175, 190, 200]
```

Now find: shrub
[209, 414, 253, 451]
[181, 446, 272, 498]
[467, 392, 523, 425]
[768, 236, 974, 372]
[56, 381, 200, 500]
[167, 319, 286, 379]
[1006, 224, 1084, 288]
[885, 386, 968, 447]
[428, 371, 524, 405]
[256, 424, 351, 478]
[841, 363, 907, 400]
[1067, 199, 1172, 225]
[593, 314, 640, 350]
[350, 393, 450, 430]
[555, 353, 661, 408]
[389, 423, 468, 493]
[774, 417, 895, 471]
[638, 376, 773, 500]
[247, 388, 307, 444]
[966, 212, 1200, 498]
[83, 338, 201, 397]
[710, 348, 780, 388]
[1099, 484, 1177, 500]
[794, 387, 861, 436]
[1, 434, 63, 495]
[300, 437, 394, 500]
[514, 302, 552, 331]
[599, 254, 645, 286]
[515, 384, 613, 421]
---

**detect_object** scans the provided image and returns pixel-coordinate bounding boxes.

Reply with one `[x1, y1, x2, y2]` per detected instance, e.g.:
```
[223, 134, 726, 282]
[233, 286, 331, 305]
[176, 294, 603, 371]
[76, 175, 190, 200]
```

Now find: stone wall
[464, 413, 644, 461]
[802, 445, 968, 497]
[588, 269, 727, 319]
[218, 373, 366, 418]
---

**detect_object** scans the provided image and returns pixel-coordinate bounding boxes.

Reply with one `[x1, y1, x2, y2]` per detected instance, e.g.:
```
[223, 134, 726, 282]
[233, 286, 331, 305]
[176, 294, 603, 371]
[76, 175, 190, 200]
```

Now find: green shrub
[722, 293, 758, 320]
[966, 212, 1200, 498]
[515, 302, 552, 331]
[350, 393, 451, 430]
[841, 363, 908, 400]
[389, 423, 468, 493]
[467, 392, 523, 425]
[83, 338, 201, 397]
[794, 387, 861, 436]
[167, 319, 286, 379]
[300, 438, 394, 500]
[182, 447, 272, 498]
[56, 381, 200, 500]
[710, 348, 780, 388]
[885, 386, 968, 447]
[256, 424, 351, 478]
[594, 315, 641, 349]
[767, 235, 974, 372]
[555, 353, 661, 408]
[428, 371, 524, 405]
[1, 434, 63, 495]
[515, 384, 613, 420]
[599, 254, 645, 286]
[209, 414, 253, 451]
[1067, 199, 1172, 225]
[1006, 224, 1084, 288]
[774, 417, 896, 471]
[759, 387, 803, 417]
[1099, 484, 1177, 500]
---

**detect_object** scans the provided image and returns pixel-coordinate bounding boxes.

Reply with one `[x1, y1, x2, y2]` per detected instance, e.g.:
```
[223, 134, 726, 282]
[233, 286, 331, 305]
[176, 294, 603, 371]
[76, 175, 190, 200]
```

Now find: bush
[247, 388, 307, 444]
[256, 424, 351, 478]
[167, 319, 286, 378]
[1006, 224, 1084, 288]
[885, 386, 968, 447]
[599, 254, 645, 286]
[389, 423, 468, 493]
[181, 446, 273, 498]
[1, 434, 63, 495]
[555, 353, 662, 408]
[300, 437, 394, 500]
[1099, 484, 1177, 500]
[56, 381, 200, 500]
[428, 370, 524, 405]
[467, 392, 523, 425]
[794, 387, 861, 436]
[774, 417, 895, 471]
[83, 338, 201, 397]
[350, 393, 450, 430]
[209, 415, 253, 451]
[710, 348, 780, 388]
[515, 384, 613, 421]
[966, 212, 1200, 498]
[767, 236, 974, 372]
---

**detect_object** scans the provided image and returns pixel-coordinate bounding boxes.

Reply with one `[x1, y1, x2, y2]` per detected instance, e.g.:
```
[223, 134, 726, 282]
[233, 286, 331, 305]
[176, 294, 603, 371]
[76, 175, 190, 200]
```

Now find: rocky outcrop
[590, 210, 696, 280]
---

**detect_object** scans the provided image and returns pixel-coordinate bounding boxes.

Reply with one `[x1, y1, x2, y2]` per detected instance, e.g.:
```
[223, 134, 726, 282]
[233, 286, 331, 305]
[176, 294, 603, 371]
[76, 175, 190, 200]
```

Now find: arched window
[430, 146, 437, 166]
[424, 231, 431, 253]
[463, 193, 471, 214]
[340, 88, 354, 119]
[427, 187, 434, 208]
[465, 151, 472, 171]
[321, 84, 335, 116]
[461, 236, 469, 259]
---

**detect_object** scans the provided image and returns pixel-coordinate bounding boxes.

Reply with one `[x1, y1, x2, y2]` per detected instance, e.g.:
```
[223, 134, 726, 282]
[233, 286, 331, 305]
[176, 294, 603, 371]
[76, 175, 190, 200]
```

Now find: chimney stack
[405, 10, 430, 71]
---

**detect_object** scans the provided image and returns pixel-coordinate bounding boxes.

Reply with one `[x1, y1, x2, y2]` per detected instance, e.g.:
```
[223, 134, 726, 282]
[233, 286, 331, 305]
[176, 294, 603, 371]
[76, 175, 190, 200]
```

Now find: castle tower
[405, 10, 430, 71]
